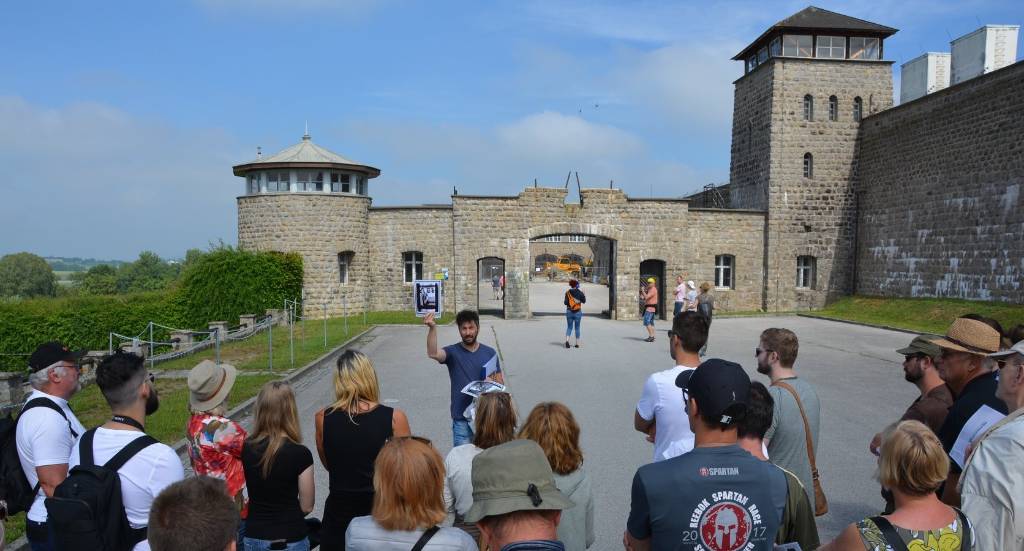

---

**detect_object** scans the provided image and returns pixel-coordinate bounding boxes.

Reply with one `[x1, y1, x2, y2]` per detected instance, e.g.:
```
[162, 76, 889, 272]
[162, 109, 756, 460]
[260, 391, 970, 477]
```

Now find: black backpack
[45, 428, 157, 551]
[0, 397, 79, 516]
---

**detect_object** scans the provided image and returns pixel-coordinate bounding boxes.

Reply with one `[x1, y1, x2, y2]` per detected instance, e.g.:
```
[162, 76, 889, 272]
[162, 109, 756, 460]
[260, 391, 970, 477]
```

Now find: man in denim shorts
[642, 277, 658, 342]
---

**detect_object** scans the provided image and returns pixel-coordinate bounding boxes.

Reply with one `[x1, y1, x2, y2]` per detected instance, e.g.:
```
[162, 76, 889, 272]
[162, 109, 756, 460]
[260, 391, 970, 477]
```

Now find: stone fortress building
[233, 6, 1023, 320]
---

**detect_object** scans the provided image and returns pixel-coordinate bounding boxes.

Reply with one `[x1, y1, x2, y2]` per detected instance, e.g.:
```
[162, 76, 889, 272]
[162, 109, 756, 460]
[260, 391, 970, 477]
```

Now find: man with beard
[869, 336, 953, 455]
[16, 342, 88, 551]
[66, 351, 183, 551]
[755, 328, 823, 514]
[425, 309, 504, 446]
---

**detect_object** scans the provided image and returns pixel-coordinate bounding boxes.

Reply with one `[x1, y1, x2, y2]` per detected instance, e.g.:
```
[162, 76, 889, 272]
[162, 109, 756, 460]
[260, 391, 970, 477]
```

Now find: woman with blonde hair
[315, 349, 410, 551]
[346, 438, 478, 550]
[241, 381, 315, 551]
[443, 391, 517, 540]
[822, 420, 974, 551]
[518, 402, 595, 551]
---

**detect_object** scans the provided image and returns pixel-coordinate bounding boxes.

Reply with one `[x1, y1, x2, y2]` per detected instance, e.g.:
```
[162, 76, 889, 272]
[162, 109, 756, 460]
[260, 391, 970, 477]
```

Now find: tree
[0, 252, 57, 298]
[78, 264, 119, 295]
[117, 251, 179, 293]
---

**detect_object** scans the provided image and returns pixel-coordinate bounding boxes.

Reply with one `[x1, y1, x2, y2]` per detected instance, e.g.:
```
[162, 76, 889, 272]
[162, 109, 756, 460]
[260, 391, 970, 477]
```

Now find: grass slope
[815, 296, 1024, 335]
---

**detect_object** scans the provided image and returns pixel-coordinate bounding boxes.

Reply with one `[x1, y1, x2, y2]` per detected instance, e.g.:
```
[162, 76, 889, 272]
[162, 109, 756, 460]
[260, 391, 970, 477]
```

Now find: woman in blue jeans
[563, 279, 586, 348]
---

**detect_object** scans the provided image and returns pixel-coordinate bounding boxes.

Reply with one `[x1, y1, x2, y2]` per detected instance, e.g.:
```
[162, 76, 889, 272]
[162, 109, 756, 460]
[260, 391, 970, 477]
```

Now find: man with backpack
[10, 342, 87, 551]
[49, 351, 183, 551]
[563, 278, 586, 349]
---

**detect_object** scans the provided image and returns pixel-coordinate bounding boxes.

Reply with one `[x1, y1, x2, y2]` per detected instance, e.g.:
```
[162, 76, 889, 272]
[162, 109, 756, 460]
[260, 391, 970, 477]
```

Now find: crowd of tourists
[3, 305, 1023, 551]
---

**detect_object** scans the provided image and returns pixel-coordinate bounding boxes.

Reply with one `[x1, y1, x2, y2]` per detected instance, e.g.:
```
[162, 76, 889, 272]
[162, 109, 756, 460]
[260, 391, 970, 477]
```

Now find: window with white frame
[803, 95, 814, 121]
[337, 251, 353, 284]
[770, 37, 782, 57]
[567, 235, 586, 243]
[715, 255, 735, 289]
[268, 171, 290, 192]
[816, 36, 846, 59]
[783, 35, 813, 57]
[849, 37, 880, 60]
[803, 153, 813, 178]
[403, 251, 423, 283]
[853, 97, 863, 122]
[331, 172, 351, 193]
[796, 256, 816, 289]
[357, 176, 366, 195]
[297, 171, 324, 192]
[828, 95, 838, 121]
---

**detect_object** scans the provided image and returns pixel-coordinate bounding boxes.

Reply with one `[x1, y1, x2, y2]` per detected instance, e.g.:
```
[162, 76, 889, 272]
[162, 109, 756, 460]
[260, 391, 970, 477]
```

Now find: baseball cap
[990, 340, 1024, 359]
[928, 318, 1001, 356]
[464, 439, 574, 523]
[687, 280, 695, 289]
[896, 335, 943, 359]
[28, 341, 85, 373]
[646, 277, 655, 283]
[675, 359, 750, 425]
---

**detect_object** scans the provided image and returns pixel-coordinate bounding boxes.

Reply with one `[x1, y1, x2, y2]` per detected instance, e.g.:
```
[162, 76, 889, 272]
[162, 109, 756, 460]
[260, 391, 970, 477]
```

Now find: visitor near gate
[696, 282, 714, 357]
[641, 278, 658, 342]
[683, 281, 698, 312]
[673, 276, 686, 318]
[563, 279, 586, 349]
[424, 309, 505, 446]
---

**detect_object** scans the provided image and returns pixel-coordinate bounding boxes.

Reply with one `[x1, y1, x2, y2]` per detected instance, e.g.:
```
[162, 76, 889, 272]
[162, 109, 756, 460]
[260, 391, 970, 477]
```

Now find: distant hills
[44, 256, 128, 272]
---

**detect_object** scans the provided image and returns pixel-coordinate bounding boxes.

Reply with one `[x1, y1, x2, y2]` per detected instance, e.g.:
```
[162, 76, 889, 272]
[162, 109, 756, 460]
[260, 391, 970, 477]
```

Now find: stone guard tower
[234, 133, 380, 315]
[729, 6, 896, 311]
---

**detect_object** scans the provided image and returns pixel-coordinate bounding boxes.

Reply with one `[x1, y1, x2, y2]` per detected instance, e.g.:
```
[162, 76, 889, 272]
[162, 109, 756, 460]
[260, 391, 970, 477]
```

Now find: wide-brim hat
[928, 318, 1001, 356]
[990, 340, 1024, 359]
[187, 360, 238, 412]
[896, 335, 943, 359]
[464, 440, 574, 523]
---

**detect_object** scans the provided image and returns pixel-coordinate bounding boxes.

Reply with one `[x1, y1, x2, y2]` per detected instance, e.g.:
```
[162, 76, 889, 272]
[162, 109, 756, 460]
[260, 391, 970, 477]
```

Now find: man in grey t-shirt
[756, 328, 822, 512]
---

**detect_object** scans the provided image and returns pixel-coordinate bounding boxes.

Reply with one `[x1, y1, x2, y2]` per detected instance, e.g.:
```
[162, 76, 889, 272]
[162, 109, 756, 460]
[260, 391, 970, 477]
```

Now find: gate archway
[476, 257, 505, 316]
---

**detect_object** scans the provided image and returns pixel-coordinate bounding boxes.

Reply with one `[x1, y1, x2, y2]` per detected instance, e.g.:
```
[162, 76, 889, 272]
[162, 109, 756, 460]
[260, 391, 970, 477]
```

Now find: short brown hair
[473, 392, 517, 449]
[372, 438, 447, 531]
[518, 402, 584, 475]
[149, 477, 238, 551]
[760, 328, 799, 367]
[877, 420, 949, 496]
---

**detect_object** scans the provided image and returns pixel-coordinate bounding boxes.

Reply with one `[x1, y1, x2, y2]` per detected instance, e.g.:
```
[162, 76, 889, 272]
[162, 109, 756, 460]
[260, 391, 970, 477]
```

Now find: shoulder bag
[773, 381, 829, 516]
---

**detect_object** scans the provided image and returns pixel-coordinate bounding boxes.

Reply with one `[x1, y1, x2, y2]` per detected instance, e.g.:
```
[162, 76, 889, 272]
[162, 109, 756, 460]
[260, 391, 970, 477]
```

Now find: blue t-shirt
[627, 445, 787, 551]
[442, 343, 501, 420]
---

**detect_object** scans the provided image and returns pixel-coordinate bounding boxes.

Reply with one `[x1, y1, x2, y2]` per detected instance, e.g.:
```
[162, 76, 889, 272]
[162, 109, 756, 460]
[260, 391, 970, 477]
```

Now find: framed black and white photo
[413, 279, 443, 317]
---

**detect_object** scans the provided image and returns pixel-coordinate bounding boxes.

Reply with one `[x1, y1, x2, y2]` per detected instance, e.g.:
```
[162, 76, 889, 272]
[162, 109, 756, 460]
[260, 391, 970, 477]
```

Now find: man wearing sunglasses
[868, 336, 953, 456]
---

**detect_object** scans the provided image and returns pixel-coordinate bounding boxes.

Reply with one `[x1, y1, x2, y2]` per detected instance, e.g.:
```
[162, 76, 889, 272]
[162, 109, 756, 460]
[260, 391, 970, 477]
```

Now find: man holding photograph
[425, 309, 505, 446]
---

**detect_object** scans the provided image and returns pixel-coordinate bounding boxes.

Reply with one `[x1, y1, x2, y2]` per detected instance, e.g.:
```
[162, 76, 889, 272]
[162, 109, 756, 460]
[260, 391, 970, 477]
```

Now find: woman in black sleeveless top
[315, 350, 411, 551]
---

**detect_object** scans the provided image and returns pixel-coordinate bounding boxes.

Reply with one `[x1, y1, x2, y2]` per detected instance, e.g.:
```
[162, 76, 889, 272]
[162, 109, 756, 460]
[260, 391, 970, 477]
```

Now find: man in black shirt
[929, 317, 1007, 506]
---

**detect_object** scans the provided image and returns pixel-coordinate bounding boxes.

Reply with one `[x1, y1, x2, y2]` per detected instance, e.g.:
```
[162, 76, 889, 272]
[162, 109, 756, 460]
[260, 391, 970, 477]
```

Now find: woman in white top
[673, 275, 687, 318]
[443, 392, 517, 540]
[684, 280, 698, 312]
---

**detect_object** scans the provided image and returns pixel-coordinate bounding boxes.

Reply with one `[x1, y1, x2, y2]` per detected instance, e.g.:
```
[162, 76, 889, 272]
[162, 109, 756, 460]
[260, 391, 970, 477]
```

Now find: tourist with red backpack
[564, 279, 586, 349]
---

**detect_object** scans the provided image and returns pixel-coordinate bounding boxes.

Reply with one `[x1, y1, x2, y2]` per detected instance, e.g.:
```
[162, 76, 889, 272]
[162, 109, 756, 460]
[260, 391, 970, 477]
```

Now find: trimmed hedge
[0, 249, 303, 371]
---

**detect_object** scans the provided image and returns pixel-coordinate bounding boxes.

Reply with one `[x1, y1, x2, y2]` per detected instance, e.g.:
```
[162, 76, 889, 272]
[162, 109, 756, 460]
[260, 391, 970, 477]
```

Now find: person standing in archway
[564, 279, 586, 349]
[641, 277, 658, 342]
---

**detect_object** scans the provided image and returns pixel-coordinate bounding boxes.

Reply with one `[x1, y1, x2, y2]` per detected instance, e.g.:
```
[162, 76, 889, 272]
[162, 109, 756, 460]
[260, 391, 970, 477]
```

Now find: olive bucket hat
[463, 439, 574, 523]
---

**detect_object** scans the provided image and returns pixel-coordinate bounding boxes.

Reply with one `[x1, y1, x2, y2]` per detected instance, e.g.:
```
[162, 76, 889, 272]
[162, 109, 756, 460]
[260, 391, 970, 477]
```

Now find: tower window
[783, 35, 813, 57]
[268, 171, 290, 192]
[715, 255, 735, 289]
[849, 37, 880, 60]
[828, 96, 838, 121]
[816, 36, 846, 59]
[853, 97, 863, 122]
[331, 172, 351, 193]
[803, 95, 814, 121]
[403, 251, 423, 283]
[796, 256, 817, 289]
[757, 47, 768, 64]
[297, 171, 323, 192]
[803, 153, 813, 178]
[337, 251, 354, 284]
[248, 174, 260, 195]
[770, 37, 782, 57]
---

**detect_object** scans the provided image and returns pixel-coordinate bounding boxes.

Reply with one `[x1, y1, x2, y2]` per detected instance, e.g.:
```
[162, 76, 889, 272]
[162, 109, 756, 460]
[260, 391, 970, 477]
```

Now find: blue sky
[2, 0, 1021, 260]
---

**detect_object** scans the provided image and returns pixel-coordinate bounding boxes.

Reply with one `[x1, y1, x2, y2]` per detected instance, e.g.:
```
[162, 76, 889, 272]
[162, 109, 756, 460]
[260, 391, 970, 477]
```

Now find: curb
[796, 313, 921, 335]
[6, 326, 376, 551]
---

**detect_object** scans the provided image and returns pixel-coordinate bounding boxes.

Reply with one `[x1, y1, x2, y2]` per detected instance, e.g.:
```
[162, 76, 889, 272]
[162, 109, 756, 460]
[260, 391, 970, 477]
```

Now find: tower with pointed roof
[233, 133, 380, 314]
[729, 6, 897, 311]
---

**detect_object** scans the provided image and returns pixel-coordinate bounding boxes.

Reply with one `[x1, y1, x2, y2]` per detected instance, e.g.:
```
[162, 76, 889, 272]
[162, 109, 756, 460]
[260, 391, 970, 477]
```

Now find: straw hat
[187, 360, 238, 412]
[928, 318, 1002, 356]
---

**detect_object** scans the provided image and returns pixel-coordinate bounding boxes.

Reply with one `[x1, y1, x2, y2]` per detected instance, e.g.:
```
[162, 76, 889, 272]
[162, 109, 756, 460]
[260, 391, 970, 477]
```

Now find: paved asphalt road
[283, 307, 919, 550]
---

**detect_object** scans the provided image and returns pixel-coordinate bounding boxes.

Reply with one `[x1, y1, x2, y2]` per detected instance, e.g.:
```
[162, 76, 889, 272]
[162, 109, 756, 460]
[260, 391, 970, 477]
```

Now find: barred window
[337, 251, 354, 284]
[403, 251, 423, 283]
[803, 153, 813, 178]
[715, 255, 735, 289]
[828, 95, 838, 121]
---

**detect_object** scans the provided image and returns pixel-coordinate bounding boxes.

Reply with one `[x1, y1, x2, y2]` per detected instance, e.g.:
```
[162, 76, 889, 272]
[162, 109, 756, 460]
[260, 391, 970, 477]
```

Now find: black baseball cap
[28, 341, 84, 373]
[675, 359, 750, 425]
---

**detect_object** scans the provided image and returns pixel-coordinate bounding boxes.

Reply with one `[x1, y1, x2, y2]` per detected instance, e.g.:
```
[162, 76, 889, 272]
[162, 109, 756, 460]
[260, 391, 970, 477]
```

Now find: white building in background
[900, 52, 950, 103]
[951, 25, 1020, 85]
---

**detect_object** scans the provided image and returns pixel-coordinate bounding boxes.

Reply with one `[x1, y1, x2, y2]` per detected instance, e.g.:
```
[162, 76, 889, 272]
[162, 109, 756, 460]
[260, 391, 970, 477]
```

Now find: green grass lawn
[815, 296, 1024, 335]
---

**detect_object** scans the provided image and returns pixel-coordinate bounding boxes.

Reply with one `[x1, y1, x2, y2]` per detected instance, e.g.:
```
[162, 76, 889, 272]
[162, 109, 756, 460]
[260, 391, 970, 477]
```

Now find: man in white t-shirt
[67, 352, 184, 551]
[634, 311, 708, 461]
[16, 341, 88, 551]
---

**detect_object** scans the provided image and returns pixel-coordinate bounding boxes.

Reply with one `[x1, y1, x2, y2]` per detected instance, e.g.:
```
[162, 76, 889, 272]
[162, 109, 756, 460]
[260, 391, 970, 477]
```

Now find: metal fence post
[215, 328, 221, 365]
[289, 304, 295, 369]
[268, 320, 273, 371]
[344, 295, 348, 335]
[108, 333, 113, 354]
[149, 322, 154, 370]
[323, 302, 327, 350]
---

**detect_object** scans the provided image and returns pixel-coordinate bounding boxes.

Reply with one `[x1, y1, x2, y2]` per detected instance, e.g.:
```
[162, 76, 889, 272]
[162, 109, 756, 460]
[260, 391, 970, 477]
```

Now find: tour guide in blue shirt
[425, 309, 504, 446]
[625, 359, 787, 551]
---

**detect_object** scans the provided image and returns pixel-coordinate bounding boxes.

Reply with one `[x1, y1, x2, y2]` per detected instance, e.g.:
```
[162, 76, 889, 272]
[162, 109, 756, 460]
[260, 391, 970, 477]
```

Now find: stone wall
[730, 58, 893, 311]
[238, 193, 371, 316]
[367, 207, 455, 312]
[856, 60, 1024, 302]
[686, 209, 766, 312]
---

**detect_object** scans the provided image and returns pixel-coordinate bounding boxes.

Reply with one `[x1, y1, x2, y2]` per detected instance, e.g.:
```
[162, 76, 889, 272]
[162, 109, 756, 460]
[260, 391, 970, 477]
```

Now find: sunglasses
[904, 354, 927, 362]
[755, 348, 772, 357]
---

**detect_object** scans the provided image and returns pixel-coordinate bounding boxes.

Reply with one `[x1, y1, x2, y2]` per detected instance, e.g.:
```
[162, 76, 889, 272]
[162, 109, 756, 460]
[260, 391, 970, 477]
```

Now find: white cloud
[496, 111, 642, 163]
[0, 96, 242, 259]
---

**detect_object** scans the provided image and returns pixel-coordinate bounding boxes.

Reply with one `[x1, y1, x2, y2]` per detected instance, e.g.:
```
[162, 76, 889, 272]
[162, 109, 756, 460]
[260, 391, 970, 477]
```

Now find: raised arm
[425, 313, 447, 363]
